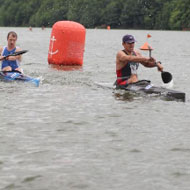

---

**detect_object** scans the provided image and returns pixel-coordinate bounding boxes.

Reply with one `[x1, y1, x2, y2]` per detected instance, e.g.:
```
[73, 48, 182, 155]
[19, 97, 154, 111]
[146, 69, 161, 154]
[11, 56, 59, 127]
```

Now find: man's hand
[149, 57, 156, 63]
[6, 56, 18, 61]
[156, 61, 164, 72]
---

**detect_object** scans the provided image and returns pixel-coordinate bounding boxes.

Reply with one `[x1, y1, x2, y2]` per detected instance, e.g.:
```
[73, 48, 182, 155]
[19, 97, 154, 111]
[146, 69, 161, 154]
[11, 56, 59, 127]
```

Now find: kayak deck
[0, 71, 40, 87]
[115, 80, 185, 102]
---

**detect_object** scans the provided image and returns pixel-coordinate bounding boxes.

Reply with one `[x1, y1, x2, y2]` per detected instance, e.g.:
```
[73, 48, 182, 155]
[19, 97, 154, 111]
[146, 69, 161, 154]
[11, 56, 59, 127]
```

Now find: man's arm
[0, 46, 3, 56]
[0, 47, 5, 61]
[135, 50, 163, 71]
[117, 50, 154, 64]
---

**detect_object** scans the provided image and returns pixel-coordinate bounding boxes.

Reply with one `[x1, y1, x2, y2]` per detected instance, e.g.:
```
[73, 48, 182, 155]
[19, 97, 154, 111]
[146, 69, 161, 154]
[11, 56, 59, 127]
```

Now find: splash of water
[162, 80, 174, 89]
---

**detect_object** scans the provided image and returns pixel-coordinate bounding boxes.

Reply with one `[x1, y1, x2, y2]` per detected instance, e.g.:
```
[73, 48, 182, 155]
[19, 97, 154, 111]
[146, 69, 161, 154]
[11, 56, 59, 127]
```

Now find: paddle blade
[161, 71, 173, 83]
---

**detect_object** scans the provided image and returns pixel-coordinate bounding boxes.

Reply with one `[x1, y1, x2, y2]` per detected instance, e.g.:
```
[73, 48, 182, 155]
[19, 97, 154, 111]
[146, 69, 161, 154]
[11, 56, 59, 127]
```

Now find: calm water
[0, 27, 190, 190]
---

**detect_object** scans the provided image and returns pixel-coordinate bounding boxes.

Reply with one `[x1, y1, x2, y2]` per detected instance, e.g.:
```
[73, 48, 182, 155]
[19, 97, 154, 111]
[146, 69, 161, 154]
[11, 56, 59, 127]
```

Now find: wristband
[155, 61, 162, 66]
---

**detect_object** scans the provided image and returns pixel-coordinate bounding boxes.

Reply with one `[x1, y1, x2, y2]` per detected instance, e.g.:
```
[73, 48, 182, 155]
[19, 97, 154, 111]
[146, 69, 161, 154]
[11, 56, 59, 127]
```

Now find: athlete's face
[123, 42, 135, 53]
[7, 34, 17, 49]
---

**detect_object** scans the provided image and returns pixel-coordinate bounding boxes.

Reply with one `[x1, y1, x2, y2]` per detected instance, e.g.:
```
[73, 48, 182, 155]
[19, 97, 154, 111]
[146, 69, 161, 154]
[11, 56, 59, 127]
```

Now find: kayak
[115, 80, 185, 102]
[0, 71, 40, 87]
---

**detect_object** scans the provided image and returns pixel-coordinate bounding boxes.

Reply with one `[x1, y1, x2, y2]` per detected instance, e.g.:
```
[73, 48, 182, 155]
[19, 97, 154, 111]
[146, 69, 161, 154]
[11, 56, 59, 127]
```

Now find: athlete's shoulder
[0, 46, 3, 54]
[0, 46, 7, 56]
[0, 46, 6, 52]
[117, 49, 125, 56]
[116, 50, 125, 61]
[15, 47, 21, 52]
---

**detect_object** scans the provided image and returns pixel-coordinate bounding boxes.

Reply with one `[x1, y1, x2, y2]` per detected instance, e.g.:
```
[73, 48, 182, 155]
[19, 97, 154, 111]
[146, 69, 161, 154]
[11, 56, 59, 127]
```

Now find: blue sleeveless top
[1, 47, 20, 70]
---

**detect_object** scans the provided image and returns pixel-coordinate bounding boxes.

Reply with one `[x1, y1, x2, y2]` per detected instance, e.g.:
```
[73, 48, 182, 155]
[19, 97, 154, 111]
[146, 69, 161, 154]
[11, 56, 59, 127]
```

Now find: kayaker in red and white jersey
[115, 34, 163, 86]
[0, 31, 23, 73]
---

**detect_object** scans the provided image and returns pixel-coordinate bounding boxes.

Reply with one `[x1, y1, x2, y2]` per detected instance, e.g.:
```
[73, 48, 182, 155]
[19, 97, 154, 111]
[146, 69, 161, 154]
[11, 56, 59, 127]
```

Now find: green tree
[169, 0, 190, 30]
[120, 0, 146, 29]
[67, 0, 110, 28]
[101, 0, 123, 28]
[0, 0, 189, 30]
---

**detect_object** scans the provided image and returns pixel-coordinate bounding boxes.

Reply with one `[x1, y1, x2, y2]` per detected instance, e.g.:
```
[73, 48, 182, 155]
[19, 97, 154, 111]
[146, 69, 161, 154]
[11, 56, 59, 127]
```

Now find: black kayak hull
[115, 80, 185, 102]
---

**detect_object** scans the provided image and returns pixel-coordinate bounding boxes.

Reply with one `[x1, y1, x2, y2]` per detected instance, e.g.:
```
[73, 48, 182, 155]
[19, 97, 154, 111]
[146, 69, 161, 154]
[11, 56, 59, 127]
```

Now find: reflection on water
[114, 91, 137, 101]
[114, 89, 185, 102]
[49, 64, 83, 71]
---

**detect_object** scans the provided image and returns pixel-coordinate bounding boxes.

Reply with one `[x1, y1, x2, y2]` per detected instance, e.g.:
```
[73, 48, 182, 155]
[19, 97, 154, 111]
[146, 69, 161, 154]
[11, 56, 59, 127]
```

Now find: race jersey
[1, 47, 20, 70]
[116, 50, 139, 86]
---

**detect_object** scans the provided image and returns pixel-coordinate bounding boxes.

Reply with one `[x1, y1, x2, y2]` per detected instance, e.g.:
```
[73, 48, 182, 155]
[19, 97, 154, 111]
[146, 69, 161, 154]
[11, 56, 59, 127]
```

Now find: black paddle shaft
[4, 50, 28, 59]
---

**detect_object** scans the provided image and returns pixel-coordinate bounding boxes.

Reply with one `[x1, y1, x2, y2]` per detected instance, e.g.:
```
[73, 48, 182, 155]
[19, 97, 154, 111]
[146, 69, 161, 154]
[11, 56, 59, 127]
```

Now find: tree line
[0, 0, 190, 30]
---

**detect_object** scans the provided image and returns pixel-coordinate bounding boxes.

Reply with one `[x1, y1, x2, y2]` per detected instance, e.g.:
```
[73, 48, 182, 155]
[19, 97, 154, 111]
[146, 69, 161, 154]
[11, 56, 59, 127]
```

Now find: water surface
[0, 27, 190, 190]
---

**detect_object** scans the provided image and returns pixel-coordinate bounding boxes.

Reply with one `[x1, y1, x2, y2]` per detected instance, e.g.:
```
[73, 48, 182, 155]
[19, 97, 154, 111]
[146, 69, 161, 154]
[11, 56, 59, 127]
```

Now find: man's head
[7, 31, 17, 49]
[122, 34, 136, 52]
[122, 34, 136, 44]
[7, 31, 17, 40]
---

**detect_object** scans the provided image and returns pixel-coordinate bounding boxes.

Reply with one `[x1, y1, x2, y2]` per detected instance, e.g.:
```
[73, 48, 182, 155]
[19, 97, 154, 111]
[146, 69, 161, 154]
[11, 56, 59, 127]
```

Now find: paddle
[156, 61, 173, 84]
[161, 71, 173, 84]
[147, 47, 173, 84]
[3, 50, 28, 59]
[140, 35, 173, 84]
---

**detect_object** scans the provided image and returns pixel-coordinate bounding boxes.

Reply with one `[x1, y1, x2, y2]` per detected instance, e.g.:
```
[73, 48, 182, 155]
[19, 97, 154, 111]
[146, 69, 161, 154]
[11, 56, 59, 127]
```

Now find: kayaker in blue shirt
[116, 34, 163, 86]
[0, 31, 23, 73]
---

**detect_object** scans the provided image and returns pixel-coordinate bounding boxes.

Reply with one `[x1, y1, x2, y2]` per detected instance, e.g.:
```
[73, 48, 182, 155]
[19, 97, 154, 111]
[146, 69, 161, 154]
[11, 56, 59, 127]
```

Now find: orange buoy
[48, 21, 86, 66]
[107, 25, 111, 30]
